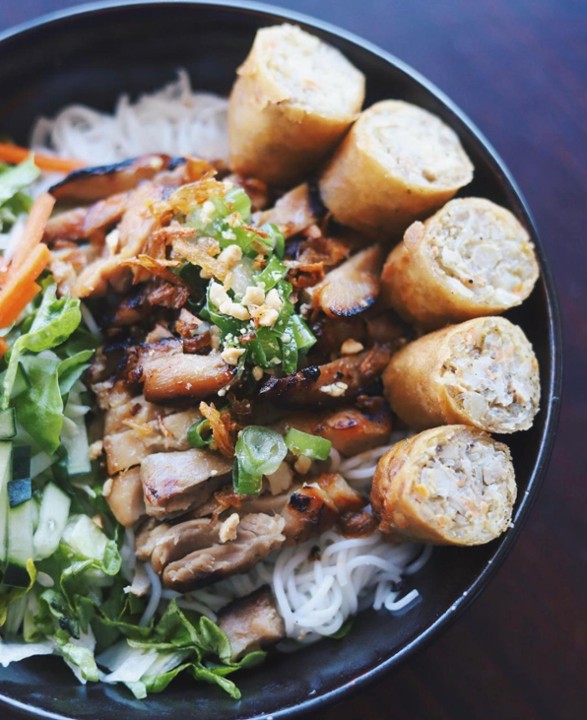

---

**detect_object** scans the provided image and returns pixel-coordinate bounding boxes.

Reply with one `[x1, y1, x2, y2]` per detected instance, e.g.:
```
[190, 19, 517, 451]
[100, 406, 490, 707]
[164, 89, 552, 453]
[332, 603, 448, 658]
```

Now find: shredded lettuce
[0, 285, 97, 454]
[100, 601, 266, 699]
[0, 156, 39, 231]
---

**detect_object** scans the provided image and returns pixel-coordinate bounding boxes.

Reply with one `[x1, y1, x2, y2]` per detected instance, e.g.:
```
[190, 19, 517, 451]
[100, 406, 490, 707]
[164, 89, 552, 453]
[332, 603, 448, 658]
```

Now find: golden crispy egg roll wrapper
[371, 425, 517, 545]
[319, 100, 473, 240]
[228, 24, 365, 187]
[380, 197, 540, 329]
[383, 316, 540, 433]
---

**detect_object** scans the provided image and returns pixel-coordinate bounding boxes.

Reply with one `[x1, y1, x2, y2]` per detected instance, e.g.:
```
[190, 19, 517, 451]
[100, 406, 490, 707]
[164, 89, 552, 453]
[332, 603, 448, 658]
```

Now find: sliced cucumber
[33, 482, 71, 561]
[0, 441, 11, 563]
[62, 514, 107, 562]
[7, 445, 31, 508]
[0, 408, 16, 439]
[4, 498, 34, 587]
[61, 420, 91, 477]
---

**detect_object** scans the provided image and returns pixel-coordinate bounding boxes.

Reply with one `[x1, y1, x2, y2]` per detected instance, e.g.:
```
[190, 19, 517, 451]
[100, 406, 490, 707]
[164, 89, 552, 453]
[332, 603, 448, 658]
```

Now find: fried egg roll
[380, 198, 540, 329]
[228, 24, 365, 187]
[383, 316, 540, 434]
[319, 100, 474, 240]
[371, 425, 517, 545]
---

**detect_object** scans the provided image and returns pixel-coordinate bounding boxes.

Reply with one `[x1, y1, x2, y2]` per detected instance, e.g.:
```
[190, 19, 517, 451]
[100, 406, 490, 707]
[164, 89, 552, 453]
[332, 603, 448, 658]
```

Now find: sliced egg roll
[319, 100, 473, 240]
[380, 197, 540, 329]
[371, 425, 517, 545]
[228, 24, 365, 187]
[383, 316, 540, 434]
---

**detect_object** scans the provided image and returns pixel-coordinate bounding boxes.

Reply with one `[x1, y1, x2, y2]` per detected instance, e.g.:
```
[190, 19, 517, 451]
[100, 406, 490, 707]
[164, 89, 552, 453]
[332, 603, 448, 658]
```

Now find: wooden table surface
[1, 1, 585, 719]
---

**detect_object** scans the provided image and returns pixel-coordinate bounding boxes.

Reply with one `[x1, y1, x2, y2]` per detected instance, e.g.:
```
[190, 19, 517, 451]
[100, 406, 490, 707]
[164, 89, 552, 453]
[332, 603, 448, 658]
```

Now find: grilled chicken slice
[259, 346, 391, 407]
[119, 336, 183, 385]
[191, 487, 293, 520]
[257, 183, 318, 238]
[308, 246, 382, 317]
[142, 352, 234, 403]
[49, 154, 177, 201]
[140, 448, 232, 519]
[43, 207, 87, 245]
[282, 472, 366, 543]
[280, 398, 392, 456]
[103, 408, 199, 475]
[45, 192, 130, 246]
[218, 587, 285, 660]
[161, 513, 286, 592]
[103, 467, 146, 527]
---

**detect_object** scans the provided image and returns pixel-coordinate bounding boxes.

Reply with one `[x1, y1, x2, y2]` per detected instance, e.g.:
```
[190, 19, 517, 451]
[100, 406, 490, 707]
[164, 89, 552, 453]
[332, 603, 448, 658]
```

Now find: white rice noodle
[119, 528, 137, 583]
[272, 529, 425, 643]
[30, 70, 229, 165]
[139, 563, 162, 627]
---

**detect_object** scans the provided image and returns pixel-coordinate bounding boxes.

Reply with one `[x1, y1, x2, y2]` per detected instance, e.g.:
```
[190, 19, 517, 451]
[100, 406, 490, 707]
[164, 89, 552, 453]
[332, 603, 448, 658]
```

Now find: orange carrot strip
[9, 193, 55, 273]
[0, 244, 50, 327]
[0, 336, 9, 358]
[0, 143, 87, 174]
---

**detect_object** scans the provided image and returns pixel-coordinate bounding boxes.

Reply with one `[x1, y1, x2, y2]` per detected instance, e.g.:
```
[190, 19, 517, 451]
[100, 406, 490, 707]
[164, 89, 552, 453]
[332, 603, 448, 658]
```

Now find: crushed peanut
[221, 346, 246, 365]
[264, 288, 283, 311]
[209, 281, 229, 308]
[257, 307, 279, 327]
[242, 285, 266, 306]
[319, 381, 348, 397]
[340, 339, 364, 355]
[294, 455, 313, 474]
[219, 299, 250, 320]
[219, 513, 240, 543]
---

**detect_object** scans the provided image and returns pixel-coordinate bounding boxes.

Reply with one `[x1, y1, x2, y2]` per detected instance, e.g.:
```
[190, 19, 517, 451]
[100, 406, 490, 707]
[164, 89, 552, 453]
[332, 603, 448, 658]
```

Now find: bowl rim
[0, 1, 562, 718]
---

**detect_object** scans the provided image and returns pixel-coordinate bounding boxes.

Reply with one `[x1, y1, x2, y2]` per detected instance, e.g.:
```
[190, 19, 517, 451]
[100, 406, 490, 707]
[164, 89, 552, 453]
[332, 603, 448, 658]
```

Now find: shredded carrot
[0, 336, 8, 358]
[0, 245, 50, 328]
[8, 193, 55, 273]
[0, 142, 86, 174]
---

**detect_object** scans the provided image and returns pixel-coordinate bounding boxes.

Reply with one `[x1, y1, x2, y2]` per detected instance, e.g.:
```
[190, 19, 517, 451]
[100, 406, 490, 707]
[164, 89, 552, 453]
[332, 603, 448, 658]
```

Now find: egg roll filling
[415, 435, 515, 542]
[440, 320, 540, 432]
[367, 103, 473, 188]
[263, 25, 363, 116]
[428, 200, 538, 305]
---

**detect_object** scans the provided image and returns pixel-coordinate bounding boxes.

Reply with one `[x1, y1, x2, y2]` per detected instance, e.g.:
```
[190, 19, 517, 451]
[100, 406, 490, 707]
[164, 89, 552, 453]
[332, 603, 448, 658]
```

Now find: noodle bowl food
[0, 18, 545, 705]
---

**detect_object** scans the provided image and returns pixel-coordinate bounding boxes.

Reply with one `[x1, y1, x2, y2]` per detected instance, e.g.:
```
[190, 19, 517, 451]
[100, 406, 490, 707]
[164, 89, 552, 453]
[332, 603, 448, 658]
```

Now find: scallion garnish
[233, 426, 287, 495]
[187, 418, 212, 448]
[284, 427, 332, 461]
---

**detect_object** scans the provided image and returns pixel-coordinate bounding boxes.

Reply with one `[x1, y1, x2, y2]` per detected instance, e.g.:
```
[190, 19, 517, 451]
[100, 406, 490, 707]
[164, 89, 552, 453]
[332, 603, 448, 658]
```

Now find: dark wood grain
[1, 1, 585, 719]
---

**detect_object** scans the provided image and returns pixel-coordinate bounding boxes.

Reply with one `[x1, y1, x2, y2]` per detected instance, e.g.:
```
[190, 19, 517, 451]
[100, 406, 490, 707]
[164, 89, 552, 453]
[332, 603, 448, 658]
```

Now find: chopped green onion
[257, 255, 287, 291]
[224, 186, 251, 221]
[187, 418, 212, 448]
[288, 314, 317, 352]
[285, 427, 332, 461]
[233, 426, 287, 495]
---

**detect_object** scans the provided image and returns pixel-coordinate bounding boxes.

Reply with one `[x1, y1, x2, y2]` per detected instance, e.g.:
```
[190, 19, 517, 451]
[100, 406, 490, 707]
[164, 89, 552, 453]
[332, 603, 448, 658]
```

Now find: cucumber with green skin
[0, 407, 16, 439]
[33, 482, 71, 561]
[0, 440, 11, 564]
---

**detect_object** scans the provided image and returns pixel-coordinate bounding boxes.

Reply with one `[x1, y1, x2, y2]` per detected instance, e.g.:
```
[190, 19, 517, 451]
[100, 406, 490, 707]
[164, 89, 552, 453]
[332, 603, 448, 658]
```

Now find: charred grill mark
[258, 365, 321, 398]
[49, 154, 176, 201]
[289, 492, 312, 512]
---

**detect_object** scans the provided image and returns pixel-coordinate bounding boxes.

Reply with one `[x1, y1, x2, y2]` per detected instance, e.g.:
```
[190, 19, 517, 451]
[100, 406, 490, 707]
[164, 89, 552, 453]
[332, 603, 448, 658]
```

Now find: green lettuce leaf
[1, 285, 81, 409]
[0, 156, 39, 231]
[15, 353, 63, 453]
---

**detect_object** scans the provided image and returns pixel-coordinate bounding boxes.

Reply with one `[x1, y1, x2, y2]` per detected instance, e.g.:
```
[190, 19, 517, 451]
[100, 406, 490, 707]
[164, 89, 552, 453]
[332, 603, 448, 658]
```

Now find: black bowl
[0, 2, 561, 719]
